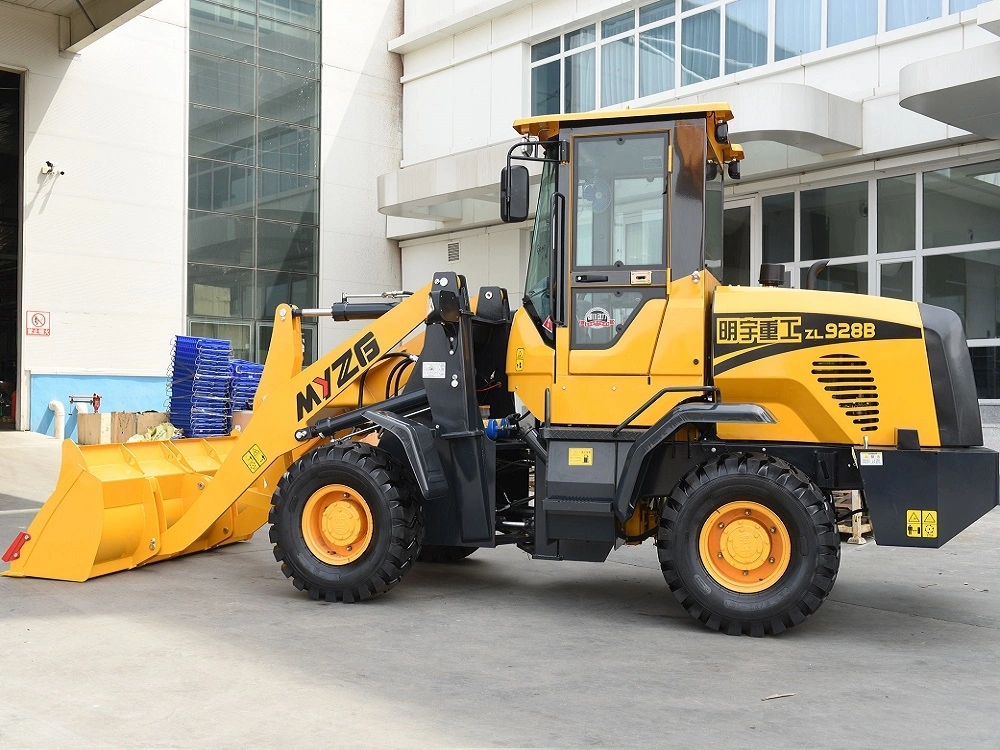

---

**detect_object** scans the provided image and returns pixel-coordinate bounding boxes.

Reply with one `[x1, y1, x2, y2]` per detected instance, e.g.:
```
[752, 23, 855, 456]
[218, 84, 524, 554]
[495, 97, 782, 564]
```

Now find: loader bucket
[2, 437, 269, 582]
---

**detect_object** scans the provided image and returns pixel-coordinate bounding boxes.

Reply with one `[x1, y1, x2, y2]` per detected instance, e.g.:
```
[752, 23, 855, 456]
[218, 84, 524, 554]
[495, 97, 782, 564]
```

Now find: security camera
[41, 160, 65, 176]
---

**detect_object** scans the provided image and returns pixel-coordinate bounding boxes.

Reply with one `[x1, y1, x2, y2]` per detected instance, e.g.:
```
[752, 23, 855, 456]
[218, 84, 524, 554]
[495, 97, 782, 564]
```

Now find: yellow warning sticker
[242, 444, 267, 473]
[515, 347, 525, 372]
[906, 509, 938, 538]
[568, 447, 594, 466]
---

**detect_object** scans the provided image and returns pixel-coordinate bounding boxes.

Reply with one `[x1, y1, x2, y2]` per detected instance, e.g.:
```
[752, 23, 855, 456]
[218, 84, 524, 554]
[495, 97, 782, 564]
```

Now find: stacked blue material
[230, 359, 264, 411]
[169, 336, 232, 437]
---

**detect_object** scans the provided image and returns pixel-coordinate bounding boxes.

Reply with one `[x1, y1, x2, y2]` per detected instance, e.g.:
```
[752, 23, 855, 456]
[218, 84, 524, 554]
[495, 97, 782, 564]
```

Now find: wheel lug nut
[346, 545, 352, 551]
[742, 570, 748, 576]
[770, 527, 776, 533]
[717, 552, 723, 558]
[745, 510, 751, 516]
[718, 522, 725, 528]
[769, 557, 775, 563]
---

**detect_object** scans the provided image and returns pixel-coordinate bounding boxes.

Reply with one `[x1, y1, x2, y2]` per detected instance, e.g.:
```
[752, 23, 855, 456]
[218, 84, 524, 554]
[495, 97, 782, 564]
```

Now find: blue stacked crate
[230, 359, 264, 412]
[169, 335, 232, 437]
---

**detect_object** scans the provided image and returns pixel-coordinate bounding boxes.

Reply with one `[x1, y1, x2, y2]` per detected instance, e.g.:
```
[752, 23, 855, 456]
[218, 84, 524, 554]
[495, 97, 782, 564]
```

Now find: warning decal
[906, 509, 938, 538]
[515, 348, 525, 371]
[242, 444, 267, 473]
[568, 447, 594, 466]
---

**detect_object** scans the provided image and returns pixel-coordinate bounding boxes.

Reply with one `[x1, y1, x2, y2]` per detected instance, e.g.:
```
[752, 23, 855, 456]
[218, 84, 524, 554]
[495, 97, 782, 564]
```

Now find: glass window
[762, 193, 794, 264]
[190, 52, 256, 115]
[969, 346, 1000, 399]
[572, 290, 649, 347]
[603, 11, 635, 37]
[189, 105, 256, 165]
[258, 119, 318, 176]
[190, 320, 252, 360]
[208, 0, 254, 11]
[574, 134, 666, 268]
[879, 261, 913, 300]
[924, 249, 1000, 339]
[188, 264, 254, 318]
[800, 182, 868, 260]
[256, 270, 317, 318]
[640, 0, 675, 25]
[564, 50, 596, 113]
[190, 0, 256, 63]
[258, 169, 319, 224]
[950, 0, 981, 12]
[682, 0, 713, 9]
[639, 24, 675, 97]
[189, 210, 254, 266]
[725, 0, 767, 74]
[827, 0, 877, 47]
[601, 37, 635, 107]
[258, 0, 318, 30]
[565, 26, 595, 51]
[681, 9, 720, 85]
[188, 157, 255, 215]
[259, 17, 320, 78]
[258, 69, 319, 127]
[877, 175, 915, 253]
[717, 206, 751, 286]
[705, 163, 724, 268]
[801, 262, 868, 293]
[257, 219, 318, 272]
[887, 0, 941, 30]
[923, 161, 1000, 248]
[523, 154, 558, 338]
[531, 60, 560, 115]
[531, 37, 560, 62]
[775, 0, 821, 61]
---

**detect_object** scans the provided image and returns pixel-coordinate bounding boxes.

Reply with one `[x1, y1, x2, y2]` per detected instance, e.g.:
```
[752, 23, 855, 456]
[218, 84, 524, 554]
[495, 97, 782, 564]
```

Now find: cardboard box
[77, 411, 171, 444]
[77, 413, 111, 445]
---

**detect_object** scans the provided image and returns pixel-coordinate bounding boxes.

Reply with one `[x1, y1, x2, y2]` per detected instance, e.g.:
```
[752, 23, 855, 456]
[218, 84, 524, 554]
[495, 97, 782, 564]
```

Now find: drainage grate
[813, 353, 879, 432]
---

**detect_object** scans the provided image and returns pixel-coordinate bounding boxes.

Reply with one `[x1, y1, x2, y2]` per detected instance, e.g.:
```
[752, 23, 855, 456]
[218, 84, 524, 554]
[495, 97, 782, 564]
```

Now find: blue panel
[30, 374, 169, 441]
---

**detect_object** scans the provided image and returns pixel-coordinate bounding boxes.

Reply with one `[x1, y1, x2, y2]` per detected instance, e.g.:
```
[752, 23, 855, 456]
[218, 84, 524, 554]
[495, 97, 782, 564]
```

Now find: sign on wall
[26, 311, 51, 337]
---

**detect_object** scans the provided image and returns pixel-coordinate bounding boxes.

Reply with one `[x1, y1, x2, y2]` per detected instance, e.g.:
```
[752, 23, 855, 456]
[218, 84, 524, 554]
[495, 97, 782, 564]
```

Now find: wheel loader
[5, 105, 998, 636]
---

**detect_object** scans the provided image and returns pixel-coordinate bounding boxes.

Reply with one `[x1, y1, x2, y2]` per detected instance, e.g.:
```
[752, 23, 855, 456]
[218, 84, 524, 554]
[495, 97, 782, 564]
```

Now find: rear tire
[418, 545, 478, 563]
[657, 453, 840, 636]
[269, 443, 423, 602]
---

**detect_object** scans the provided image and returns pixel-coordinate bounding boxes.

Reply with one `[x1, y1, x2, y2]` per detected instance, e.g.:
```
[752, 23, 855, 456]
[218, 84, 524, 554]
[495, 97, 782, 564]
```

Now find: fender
[614, 403, 776, 520]
[364, 410, 449, 502]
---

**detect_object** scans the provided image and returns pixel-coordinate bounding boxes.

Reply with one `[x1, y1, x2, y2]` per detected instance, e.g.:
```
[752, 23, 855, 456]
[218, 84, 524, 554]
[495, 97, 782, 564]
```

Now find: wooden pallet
[833, 490, 872, 544]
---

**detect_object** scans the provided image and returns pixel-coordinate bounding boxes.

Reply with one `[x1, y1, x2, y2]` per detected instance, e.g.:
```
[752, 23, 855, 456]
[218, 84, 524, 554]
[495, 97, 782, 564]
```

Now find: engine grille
[812, 353, 879, 432]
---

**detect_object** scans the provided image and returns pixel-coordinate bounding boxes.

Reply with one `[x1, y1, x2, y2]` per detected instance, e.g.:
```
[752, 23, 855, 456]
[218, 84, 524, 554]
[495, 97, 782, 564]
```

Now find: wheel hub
[699, 501, 791, 593]
[301, 484, 373, 565]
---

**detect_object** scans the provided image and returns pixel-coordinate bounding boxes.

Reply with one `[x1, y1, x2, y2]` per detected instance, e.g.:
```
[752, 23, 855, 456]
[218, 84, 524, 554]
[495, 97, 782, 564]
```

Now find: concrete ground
[0, 431, 998, 749]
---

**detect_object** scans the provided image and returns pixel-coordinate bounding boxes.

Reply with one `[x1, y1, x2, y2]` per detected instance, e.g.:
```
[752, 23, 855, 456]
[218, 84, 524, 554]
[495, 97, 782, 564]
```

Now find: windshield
[523, 149, 558, 342]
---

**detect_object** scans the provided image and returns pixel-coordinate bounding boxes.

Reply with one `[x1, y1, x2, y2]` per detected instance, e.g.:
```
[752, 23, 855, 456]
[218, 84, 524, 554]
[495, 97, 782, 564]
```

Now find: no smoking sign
[26, 311, 51, 337]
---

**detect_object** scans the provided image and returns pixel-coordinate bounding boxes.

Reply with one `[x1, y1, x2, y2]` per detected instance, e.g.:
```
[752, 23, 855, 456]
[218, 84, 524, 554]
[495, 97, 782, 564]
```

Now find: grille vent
[812, 353, 879, 432]
[447, 241, 460, 263]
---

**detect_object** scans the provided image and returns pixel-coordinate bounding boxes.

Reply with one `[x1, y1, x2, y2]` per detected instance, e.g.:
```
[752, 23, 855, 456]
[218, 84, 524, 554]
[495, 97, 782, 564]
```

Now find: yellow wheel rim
[301, 484, 374, 566]
[698, 501, 791, 593]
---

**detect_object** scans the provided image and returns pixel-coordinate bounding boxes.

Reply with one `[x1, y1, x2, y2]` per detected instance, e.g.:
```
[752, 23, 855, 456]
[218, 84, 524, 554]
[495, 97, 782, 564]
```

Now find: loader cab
[501, 106, 744, 427]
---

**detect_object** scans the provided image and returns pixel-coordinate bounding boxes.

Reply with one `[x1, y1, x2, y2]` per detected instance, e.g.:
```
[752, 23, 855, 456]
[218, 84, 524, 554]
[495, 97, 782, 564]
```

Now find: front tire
[269, 443, 423, 602]
[657, 453, 840, 636]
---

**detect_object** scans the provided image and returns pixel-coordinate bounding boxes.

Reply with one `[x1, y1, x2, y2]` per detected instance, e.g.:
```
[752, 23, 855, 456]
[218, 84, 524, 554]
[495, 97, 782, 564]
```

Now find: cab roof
[512, 103, 743, 162]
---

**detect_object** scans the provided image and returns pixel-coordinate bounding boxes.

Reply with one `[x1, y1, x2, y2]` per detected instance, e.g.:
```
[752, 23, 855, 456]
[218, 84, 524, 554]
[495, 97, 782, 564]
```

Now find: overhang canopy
[899, 41, 1000, 139]
[6, 0, 164, 52]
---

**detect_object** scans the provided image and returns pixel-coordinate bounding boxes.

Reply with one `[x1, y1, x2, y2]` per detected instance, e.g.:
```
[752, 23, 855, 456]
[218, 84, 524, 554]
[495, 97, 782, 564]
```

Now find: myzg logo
[296, 332, 380, 421]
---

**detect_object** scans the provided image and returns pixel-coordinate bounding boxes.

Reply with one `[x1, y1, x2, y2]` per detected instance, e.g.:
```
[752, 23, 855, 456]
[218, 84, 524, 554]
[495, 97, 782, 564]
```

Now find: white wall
[319, 0, 403, 349]
[1, 0, 188, 385]
[401, 225, 528, 300]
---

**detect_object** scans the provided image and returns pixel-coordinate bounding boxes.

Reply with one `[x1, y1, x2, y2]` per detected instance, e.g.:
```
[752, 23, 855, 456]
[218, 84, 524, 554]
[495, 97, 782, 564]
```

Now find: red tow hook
[2, 532, 30, 563]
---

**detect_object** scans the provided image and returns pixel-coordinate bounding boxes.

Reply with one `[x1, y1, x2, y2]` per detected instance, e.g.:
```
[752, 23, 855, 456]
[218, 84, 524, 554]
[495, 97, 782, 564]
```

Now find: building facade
[382, 0, 1000, 407]
[0, 0, 402, 437]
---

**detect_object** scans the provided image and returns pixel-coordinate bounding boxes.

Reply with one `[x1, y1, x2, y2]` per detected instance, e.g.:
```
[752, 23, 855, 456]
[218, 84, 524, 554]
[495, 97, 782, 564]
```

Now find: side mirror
[500, 165, 530, 223]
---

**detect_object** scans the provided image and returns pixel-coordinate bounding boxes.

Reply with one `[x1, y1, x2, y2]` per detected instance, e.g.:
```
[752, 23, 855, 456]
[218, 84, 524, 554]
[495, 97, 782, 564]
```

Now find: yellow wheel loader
[5, 105, 998, 636]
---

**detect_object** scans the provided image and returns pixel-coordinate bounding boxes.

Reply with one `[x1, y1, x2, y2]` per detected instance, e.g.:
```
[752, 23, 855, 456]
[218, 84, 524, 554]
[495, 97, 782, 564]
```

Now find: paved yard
[1, 431, 998, 748]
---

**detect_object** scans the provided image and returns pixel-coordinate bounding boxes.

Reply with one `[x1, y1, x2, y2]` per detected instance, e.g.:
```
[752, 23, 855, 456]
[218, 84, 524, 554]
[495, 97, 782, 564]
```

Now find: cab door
[565, 129, 671, 376]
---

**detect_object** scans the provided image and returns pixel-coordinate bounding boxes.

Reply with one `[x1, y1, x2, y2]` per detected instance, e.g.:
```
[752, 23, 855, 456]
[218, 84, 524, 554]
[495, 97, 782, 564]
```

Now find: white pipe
[75, 402, 91, 414]
[48, 400, 66, 440]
